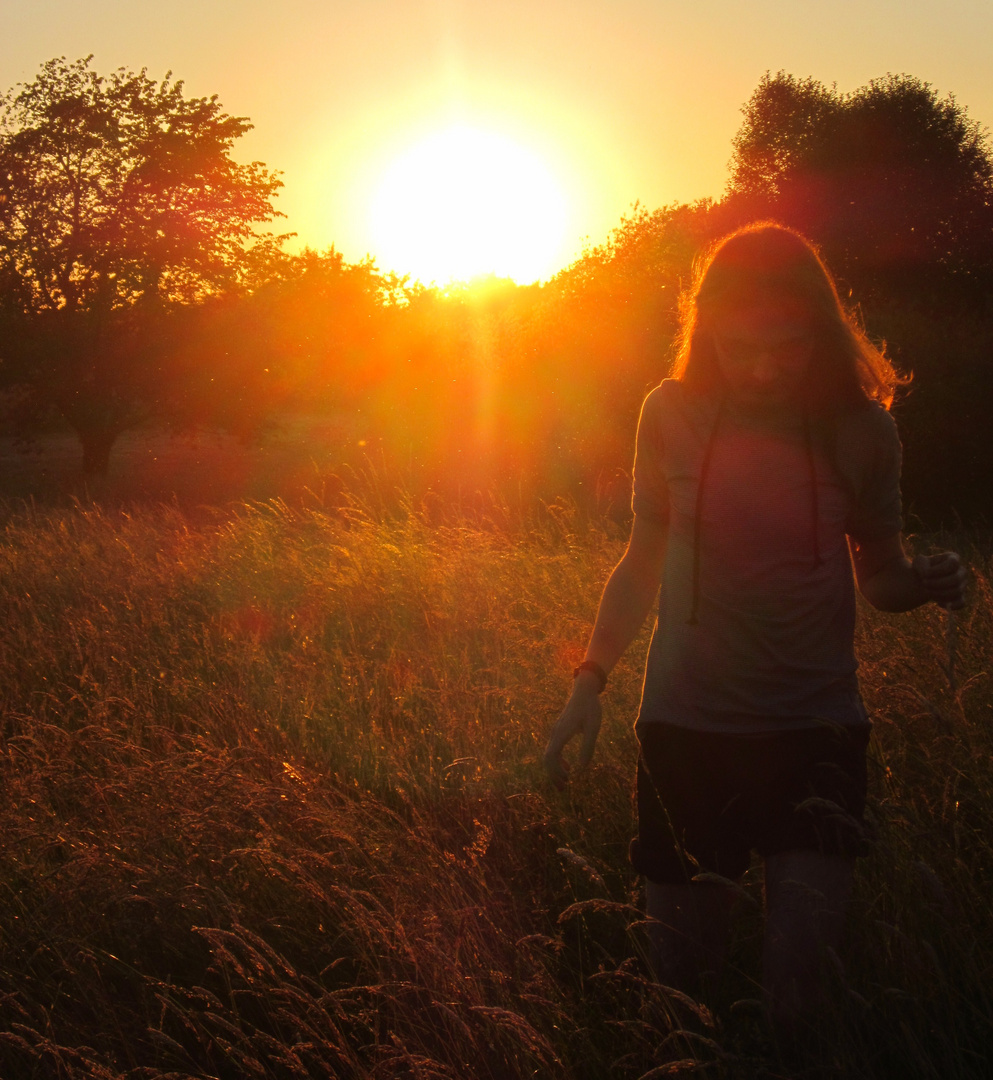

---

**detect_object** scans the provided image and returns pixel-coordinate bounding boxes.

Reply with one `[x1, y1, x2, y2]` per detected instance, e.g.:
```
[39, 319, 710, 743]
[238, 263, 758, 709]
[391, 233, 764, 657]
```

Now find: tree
[725, 71, 993, 522]
[0, 56, 284, 473]
[169, 247, 411, 442]
[725, 72, 993, 303]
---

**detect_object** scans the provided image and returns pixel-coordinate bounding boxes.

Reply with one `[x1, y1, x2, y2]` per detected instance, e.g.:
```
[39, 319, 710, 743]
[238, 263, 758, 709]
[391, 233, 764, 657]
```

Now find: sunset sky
[3, 0, 991, 284]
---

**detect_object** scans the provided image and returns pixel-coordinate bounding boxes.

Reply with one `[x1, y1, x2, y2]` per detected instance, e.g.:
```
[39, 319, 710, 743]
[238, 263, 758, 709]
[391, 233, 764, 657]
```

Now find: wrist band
[573, 660, 608, 693]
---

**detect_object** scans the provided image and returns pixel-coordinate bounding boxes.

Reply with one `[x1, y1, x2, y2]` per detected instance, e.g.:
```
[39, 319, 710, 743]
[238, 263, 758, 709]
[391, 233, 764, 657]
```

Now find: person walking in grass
[543, 222, 967, 1033]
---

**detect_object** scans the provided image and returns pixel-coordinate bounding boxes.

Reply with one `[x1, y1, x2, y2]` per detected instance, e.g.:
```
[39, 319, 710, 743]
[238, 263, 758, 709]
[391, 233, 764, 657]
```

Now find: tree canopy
[725, 71, 993, 301]
[721, 72, 993, 522]
[0, 56, 284, 472]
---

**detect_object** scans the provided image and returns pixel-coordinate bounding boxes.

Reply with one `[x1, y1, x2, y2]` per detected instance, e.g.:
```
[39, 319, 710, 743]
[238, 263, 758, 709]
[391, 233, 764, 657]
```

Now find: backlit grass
[1, 497, 990, 1078]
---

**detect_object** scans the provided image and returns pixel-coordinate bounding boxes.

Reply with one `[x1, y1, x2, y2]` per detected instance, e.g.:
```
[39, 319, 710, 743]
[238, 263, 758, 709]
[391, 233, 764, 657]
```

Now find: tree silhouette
[725, 72, 993, 303]
[0, 56, 284, 473]
[724, 71, 993, 521]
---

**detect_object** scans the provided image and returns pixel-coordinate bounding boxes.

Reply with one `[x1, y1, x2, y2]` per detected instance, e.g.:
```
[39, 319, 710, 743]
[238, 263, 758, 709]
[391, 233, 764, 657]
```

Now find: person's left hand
[913, 552, 967, 610]
[543, 681, 603, 788]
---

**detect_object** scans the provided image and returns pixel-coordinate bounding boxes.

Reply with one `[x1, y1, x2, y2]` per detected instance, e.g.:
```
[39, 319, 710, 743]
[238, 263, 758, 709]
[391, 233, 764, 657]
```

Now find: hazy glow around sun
[369, 124, 569, 285]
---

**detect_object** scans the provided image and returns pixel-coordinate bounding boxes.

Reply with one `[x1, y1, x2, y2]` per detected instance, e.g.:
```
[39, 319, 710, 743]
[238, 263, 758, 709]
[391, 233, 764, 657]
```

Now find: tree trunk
[79, 427, 120, 476]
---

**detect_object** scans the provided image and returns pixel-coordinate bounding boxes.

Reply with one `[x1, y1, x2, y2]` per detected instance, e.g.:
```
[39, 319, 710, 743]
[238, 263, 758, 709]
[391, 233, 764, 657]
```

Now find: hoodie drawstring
[687, 399, 725, 626]
[803, 414, 823, 569]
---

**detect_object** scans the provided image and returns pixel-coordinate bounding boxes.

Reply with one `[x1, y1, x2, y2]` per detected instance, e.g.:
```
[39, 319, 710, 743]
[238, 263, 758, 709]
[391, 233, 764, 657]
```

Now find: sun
[369, 124, 570, 285]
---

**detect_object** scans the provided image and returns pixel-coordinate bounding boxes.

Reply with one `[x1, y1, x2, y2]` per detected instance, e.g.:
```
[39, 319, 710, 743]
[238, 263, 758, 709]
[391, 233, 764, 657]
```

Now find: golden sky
[3, 0, 992, 283]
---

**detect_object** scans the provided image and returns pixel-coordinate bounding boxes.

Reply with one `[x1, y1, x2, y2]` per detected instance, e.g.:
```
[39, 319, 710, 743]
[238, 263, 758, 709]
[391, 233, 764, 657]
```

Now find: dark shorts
[630, 722, 871, 884]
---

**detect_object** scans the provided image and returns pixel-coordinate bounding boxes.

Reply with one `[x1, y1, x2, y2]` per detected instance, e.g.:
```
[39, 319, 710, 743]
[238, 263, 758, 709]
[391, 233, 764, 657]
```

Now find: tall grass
[0, 496, 990, 1078]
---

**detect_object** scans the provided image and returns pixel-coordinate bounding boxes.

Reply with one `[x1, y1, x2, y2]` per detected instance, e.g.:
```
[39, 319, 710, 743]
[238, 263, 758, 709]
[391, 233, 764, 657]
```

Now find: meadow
[0, 487, 991, 1079]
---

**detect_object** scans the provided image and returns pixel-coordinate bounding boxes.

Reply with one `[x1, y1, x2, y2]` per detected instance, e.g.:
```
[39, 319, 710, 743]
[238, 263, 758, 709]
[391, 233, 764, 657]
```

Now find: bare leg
[763, 850, 854, 1035]
[646, 880, 736, 995]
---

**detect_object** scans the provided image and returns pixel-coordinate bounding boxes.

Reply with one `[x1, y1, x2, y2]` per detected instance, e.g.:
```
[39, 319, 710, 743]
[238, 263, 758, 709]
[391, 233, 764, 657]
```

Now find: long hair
[670, 222, 905, 410]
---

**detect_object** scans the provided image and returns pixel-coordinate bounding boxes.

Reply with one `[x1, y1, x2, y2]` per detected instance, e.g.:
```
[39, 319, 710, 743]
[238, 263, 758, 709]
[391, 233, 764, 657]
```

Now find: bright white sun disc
[370, 125, 569, 284]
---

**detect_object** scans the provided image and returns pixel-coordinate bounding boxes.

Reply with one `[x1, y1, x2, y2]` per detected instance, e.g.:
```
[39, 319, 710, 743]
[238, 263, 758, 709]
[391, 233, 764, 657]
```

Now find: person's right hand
[912, 552, 967, 610]
[542, 678, 602, 787]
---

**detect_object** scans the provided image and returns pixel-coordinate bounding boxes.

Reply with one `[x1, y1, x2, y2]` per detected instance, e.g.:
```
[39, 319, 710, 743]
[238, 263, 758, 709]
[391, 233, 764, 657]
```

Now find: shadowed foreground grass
[0, 498, 990, 1079]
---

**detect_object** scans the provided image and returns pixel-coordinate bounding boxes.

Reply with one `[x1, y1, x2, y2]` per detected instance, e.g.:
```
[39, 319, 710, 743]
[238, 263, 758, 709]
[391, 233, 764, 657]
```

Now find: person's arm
[851, 533, 966, 612]
[543, 514, 668, 785]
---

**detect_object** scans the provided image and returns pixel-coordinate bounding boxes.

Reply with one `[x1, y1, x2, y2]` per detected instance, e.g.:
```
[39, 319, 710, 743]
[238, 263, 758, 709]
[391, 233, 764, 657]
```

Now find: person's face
[710, 299, 815, 414]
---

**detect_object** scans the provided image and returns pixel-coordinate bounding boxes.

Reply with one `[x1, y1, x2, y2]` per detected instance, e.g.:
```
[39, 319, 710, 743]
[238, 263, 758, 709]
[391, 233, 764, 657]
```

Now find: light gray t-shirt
[632, 379, 903, 733]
